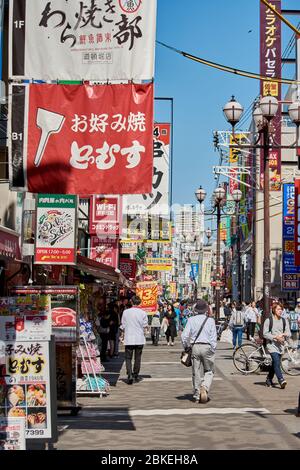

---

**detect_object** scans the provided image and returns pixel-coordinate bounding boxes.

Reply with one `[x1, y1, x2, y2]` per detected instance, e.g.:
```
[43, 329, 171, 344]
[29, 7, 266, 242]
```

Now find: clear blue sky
[154, 0, 299, 206]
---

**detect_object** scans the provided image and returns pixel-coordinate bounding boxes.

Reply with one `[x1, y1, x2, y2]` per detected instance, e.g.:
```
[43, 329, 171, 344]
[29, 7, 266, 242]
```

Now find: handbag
[180, 316, 209, 367]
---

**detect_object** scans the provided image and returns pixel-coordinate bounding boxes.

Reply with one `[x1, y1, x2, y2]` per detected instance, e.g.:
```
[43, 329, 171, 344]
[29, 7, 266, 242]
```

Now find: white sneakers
[199, 386, 208, 403]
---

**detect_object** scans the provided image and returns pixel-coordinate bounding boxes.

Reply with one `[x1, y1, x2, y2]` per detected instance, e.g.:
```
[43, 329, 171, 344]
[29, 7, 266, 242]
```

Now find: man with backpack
[263, 302, 291, 389]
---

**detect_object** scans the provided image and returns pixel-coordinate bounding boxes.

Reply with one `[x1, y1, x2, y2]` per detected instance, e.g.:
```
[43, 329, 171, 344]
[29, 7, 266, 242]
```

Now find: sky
[154, 0, 299, 207]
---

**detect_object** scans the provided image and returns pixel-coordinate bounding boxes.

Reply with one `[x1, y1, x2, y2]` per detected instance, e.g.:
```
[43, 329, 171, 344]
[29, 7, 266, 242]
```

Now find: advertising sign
[123, 216, 171, 243]
[145, 257, 172, 272]
[120, 241, 137, 255]
[229, 134, 248, 164]
[9, 0, 157, 81]
[0, 226, 21, 260]
[89, 195, 121, 236]
[35, 194, 77, 266]
[124, 123, 170, 215]
[282, 184, 300, 289]
[0, 341, 52, 439]
[119, 258, 137, 279]
[293, 181, 300, 269]
[260, 0, 281, 191]
[136, 281, 158, 313]
[202, 248, 212, 288]
[90, 236, 119, 268]
[0, 417, 26, 450]
[9, 83, 154, 195]
[0, 296, 51, 342]
[191, 263, 199, 279]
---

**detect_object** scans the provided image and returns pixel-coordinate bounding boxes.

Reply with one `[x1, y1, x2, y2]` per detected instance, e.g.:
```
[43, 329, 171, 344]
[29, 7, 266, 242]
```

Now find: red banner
[120, 258, 137, 280]
[89, 236, 119, 268]
[136, 281, 158, 313]
[294, 180, 300, 266]
[23, 83, 153, 194]
[89, 195, 122, 235]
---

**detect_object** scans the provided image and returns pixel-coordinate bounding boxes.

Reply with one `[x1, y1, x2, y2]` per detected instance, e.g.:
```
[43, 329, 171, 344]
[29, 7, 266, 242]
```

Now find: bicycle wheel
[281, 349, 300, 376]
[233, 344, 262, 374]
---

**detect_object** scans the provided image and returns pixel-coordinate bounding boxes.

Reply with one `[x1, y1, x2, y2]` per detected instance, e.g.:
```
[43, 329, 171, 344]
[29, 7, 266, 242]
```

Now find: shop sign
[281, 183, 300, 286]
[0, 227, 21, 260]
[0, 296, 51, 342]
[119, 258, 137, 279]
[9, 83, 154, 195]
[0, 417, 26, 450]
[145, 257, 172, 272]
[89, 195, 122, 236]
[202, 248, 212, 288]
[120, 242, 137, 255]
[35, 194, 77, 266]
[229, 134, 248, 164]
[169, 282, 177, 298]
[124, 123, 170, 215]
[136, 281, 158, 313]
[90, 236, 119, 268]
[55, 344, 76, 408]
[0, 341, 52, 439]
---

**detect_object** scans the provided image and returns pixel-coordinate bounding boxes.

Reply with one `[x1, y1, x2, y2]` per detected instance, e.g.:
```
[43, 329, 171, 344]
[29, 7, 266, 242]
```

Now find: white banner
[201, 248, 212, 288]
[123, 123, 170, 215]
[9, 0, 157, 81]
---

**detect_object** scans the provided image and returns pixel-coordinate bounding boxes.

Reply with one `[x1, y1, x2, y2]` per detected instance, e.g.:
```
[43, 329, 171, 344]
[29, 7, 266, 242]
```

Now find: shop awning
[0, 225, 21, 261]
[76, 255, 132, 287]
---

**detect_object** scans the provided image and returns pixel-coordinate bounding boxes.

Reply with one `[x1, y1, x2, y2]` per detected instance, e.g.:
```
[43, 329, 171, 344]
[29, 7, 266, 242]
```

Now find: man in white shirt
[120, 295, 148, 384]
[181, 300, 217, 404]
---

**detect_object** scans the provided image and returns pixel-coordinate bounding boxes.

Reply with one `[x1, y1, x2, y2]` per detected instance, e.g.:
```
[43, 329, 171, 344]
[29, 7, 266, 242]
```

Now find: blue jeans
[233, 326, 243, 348]
[267, 352, 284, 383]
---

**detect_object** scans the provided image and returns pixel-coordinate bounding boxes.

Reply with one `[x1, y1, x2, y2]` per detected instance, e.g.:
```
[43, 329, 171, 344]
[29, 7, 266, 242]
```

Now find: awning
[0, 225, 21, 261]
[76, 255, 132, 287]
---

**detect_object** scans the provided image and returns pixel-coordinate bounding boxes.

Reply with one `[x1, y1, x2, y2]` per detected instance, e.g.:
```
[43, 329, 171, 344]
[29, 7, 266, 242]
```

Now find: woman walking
[263, 302, 291, 388]
[165, 304, 177, 346]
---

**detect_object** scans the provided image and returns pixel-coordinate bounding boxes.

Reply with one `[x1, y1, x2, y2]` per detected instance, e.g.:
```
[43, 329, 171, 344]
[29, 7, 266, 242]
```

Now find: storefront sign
[0, 417, 26, 450]
[282, 184, 300, 289]
[0, 341, 52, 439]
[260, 0, 281, 191]
[291, 182, 300, 272]
[229, 134, 248, 164]
[119, 258, 137, 279]
[9, 83, 154, 195]
[120, 242, 137, 255]
[9, 0, 157, 81]
[145, 257, 172, 272]
[136, 281, 158, 313]
[122, 216, 171, 243]
[124, 123, 170, 215]
[0, 226, 21, 260]
[35, 194, 77, 266]
[90, 236, 119, 268]
[89, 195, 122, 236]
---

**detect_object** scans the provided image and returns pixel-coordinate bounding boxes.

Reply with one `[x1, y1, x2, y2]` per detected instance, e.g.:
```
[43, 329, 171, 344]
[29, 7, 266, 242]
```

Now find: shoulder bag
[181, 316, 209, 367]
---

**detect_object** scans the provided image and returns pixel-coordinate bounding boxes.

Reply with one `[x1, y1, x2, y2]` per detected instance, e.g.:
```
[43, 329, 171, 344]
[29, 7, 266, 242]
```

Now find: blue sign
[191, 263, 199, 279]
[282, 184, 300, 290]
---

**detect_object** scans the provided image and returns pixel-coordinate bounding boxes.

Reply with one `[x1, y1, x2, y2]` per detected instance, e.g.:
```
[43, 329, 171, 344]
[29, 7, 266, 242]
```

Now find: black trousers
[247, 322, 256, 340]
[125, 345, 144, 378]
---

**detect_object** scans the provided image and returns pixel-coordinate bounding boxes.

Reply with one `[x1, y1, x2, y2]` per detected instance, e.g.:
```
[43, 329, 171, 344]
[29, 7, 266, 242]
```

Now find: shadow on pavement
[175, 394, 194, 402]
[283, 408, 300, 417]
[57, 407, 136, 432]
[101, 353, 125, 386]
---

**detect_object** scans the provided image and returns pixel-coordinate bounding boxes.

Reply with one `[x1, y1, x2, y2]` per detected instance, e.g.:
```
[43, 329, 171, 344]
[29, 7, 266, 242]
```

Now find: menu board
[0, 417, 26, 450]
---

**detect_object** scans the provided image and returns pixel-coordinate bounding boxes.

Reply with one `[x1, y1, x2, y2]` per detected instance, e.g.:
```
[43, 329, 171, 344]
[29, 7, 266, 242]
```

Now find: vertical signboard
[260, 0, 281, 191]
[282, 184, 300, 289]
[89, 236, 119, 268]
[89, 195, 122, 236]
[293, 180, 300, 269]
[35, 194, 77, 265]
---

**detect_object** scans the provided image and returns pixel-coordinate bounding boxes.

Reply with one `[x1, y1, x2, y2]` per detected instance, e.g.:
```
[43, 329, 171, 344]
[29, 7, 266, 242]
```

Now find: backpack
[289, 312, 299, 332]
[268, 316, 286, 333]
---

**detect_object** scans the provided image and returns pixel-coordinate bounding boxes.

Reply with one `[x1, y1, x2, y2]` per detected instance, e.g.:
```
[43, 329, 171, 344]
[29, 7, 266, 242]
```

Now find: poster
[9, 83, 154, 195]
[9, 0, 157, 81]
[124, 123, 170, 215]
[35, 194, 77, 265]
[89, 195, 122, 236]
[136, 281, 158, 313]
[119, 258, 137, 279]
[0, 341, 52, 439]
[0, 296, 51, 342]
[90, 236, 119, 268]
[0, 417, 26, 450]
[260, 0, 281, 191]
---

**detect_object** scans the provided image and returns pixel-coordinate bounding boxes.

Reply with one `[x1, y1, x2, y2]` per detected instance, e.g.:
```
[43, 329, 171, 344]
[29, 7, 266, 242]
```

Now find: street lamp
[195, 185, 241, 320]
[223, 94, 300, 329]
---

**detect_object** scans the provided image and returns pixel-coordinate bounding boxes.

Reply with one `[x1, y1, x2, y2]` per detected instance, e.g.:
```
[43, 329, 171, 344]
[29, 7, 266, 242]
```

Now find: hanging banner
[119, 258, 137, 279]
[260, 0, 281, 191]
[9, 82, 154, 195]
[89, 195, 122, 236]
[229, 134, 248, 164]
[293, 181, 300, 269]
[124, 123, 170, 215]
[136, 281, 158, 313]
[202, 248, 212, 288]
[89, 236, 119, 268]
[9, 0, 157, 81]
[35, 194, 77, 265]
[282, 183, 300, 289]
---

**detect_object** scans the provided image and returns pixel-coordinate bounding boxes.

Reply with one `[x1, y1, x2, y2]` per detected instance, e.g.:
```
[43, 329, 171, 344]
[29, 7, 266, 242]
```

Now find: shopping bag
[220, 328, 233, 345]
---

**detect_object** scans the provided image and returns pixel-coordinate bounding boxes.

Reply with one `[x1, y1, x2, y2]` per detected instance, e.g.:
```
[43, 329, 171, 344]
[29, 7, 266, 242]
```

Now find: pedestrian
[107, 302, 120, 358]
[245, 301, 258, 340]
[151, 310, 161, 346]
[181, 299, 217, 403]
[120, 295, 148, 385]
[263, 302, 291, 389]
[286, 306, 300, 346]
[165, 304, 177, 346]
[229, 302, 246, 349]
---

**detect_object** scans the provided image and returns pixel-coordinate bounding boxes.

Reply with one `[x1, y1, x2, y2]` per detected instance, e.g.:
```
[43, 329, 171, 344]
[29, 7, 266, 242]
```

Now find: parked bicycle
[233, 339, 300, 376]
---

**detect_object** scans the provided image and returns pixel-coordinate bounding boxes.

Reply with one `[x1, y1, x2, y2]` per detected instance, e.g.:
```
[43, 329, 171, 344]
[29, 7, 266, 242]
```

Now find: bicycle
[233, 339, 300, 376]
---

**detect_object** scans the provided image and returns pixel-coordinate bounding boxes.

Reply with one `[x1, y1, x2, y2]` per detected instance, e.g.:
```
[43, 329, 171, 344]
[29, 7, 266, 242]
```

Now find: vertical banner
[283, 184, 300, 288]
[202, 248, 212, 288]
[260, 0, 281, 191]
[9, 0, 157, 81]
[0, 0, 4, 80]
[35, 194, 77, 265]
[294, 180, 300, 268]
[136, 281, 158, 313]
[89, 195, 122, 236]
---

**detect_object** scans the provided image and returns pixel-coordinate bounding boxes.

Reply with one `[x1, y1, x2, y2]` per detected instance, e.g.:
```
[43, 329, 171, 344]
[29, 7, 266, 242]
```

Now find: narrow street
[57, 340, 300, 450]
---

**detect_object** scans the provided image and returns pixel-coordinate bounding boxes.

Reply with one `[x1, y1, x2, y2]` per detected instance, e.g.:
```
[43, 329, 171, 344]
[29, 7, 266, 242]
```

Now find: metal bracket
[213, 166, 252, 189]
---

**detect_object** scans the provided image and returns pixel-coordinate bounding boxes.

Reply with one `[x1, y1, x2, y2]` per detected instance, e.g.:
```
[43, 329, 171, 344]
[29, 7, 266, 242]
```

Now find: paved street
[56, 339, 300, 450]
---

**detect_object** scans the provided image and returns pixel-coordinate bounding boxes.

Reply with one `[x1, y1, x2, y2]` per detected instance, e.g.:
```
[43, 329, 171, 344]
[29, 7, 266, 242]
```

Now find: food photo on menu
[26, 384, 47, 407]
[7, 385, 26, 408]
[27, 408, 47, 429]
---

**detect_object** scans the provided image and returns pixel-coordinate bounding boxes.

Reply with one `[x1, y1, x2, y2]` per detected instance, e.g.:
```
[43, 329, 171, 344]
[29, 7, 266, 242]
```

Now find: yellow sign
[263, 81, 278, 97]
[136, 281, 158, 313]
[229, 133, 247, 163]
[145, 257, 173, 272]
